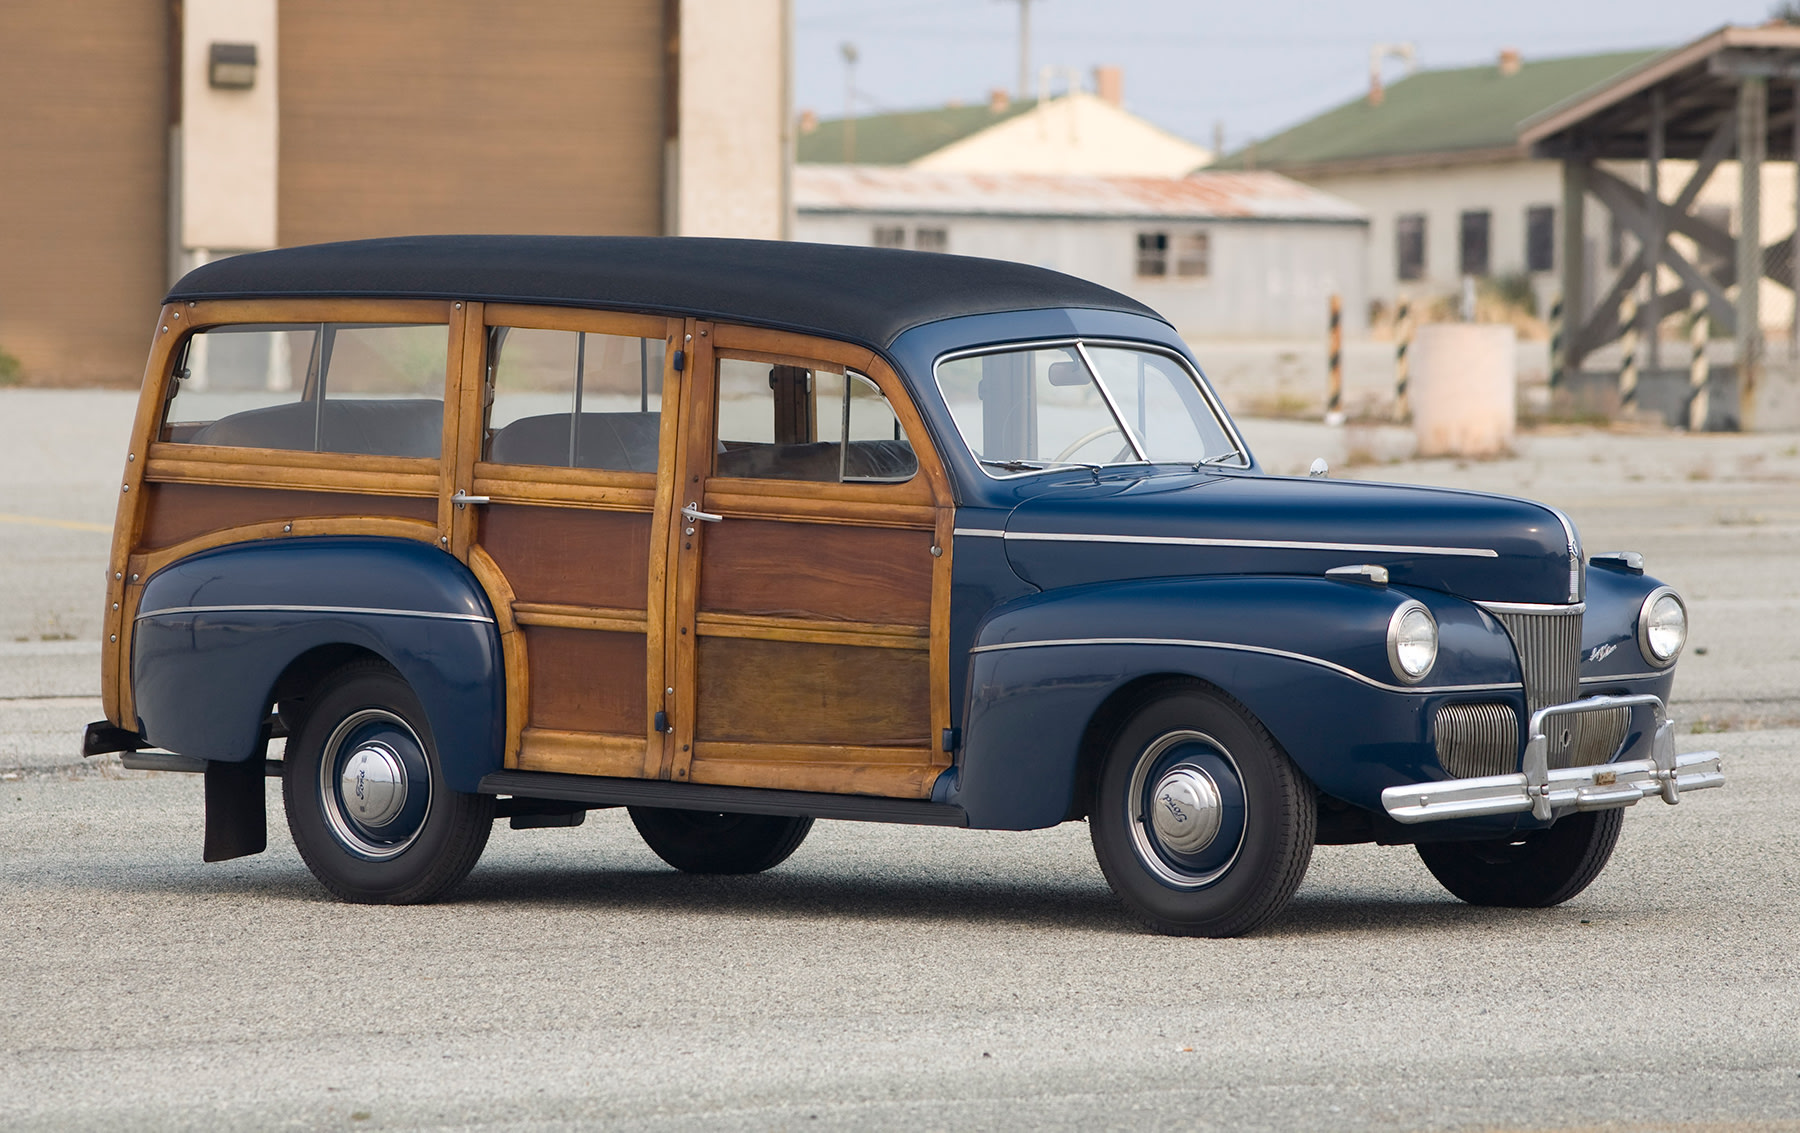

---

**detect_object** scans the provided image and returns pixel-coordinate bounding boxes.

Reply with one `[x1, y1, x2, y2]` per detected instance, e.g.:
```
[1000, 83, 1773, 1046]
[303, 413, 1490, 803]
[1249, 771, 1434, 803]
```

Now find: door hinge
[941, 727, 961, 753]
[654, 710, 670, 733]
[672, 349, 685, 372]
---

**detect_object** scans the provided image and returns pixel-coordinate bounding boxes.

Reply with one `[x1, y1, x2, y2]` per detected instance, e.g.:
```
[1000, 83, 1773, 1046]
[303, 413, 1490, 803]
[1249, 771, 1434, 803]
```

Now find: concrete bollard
[1409, 324, 1517, 457]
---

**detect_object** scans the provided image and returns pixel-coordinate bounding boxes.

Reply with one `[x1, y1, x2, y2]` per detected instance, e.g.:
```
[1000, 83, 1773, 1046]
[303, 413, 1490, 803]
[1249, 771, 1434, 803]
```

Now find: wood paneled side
[684, 753, 936, 798]
[697, 520, 933, 624]
[523, 626, 647, 735]
[694, 637, 930, 748]
[137, 484, 437, 549]
[516, 729, 647, 777]
[480, 505, 652, 609]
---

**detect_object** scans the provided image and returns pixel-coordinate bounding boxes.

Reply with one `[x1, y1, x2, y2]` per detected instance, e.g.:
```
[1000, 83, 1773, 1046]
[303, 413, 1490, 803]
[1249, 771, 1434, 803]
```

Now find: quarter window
[161, 322, 448, 458]
[714, 357, 917, 483]
[483, 327, 666, 473]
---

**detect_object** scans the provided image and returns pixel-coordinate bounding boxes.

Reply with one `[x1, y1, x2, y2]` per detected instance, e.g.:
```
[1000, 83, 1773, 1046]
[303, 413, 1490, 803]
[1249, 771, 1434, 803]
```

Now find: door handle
[681, 502, 723, 524]
[452, 489, 491, 506]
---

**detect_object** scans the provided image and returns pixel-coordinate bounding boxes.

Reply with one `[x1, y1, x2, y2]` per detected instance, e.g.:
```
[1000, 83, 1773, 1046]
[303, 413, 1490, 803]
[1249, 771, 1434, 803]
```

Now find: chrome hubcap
[1126, 729, 1247, 890]
[1148, 766, 1223, 854]
[318, 708, 432, 861]
[339, 742, 408, 828]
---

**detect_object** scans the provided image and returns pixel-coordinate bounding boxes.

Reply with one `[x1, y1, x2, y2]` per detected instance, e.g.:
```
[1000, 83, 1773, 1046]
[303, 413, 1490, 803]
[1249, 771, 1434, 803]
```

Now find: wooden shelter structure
[1522, 24, 1800, 430]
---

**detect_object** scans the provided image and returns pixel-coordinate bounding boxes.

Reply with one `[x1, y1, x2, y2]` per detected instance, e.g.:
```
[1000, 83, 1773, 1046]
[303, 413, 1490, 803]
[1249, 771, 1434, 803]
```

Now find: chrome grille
[1573, 706, 1631, 766]
[1491, 606, 1583, 768]
[1434, 702, 1519, 778]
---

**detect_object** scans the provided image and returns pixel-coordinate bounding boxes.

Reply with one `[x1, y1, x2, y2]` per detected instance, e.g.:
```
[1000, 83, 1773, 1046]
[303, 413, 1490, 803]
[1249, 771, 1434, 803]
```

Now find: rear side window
[484, 327, 666, 473]
[161, 323, 449, 459]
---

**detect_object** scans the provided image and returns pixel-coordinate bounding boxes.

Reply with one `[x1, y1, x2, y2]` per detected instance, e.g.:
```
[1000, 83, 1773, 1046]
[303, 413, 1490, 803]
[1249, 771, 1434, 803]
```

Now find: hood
[1001, 472, 1578, 606]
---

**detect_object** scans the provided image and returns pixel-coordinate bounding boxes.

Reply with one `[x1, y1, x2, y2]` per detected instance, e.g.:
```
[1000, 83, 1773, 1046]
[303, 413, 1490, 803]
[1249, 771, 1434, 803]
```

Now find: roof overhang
[1521, 24, 1800, 160]
[1254, 145, 1530, 180]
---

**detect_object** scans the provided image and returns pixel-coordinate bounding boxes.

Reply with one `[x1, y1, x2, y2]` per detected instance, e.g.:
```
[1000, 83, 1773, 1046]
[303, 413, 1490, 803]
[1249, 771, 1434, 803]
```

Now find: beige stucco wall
[674, 0, 786, 238]
[914, 93, 1210, 177]
[180, 0, 278, 257]
[1307, 156, 1800, 331]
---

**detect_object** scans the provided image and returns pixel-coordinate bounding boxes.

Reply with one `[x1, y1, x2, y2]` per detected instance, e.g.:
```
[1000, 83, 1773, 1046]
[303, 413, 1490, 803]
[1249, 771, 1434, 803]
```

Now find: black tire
[1416, 807, 1623, 908]
[628, 807, 813, 874]
[1089, 687, 1315, 938]
[283, 661, 494, 904]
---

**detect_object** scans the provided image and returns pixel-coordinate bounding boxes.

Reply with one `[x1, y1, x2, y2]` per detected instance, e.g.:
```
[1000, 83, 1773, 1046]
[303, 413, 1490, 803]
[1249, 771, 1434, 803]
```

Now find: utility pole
[999, 0, 1037, 100]
[840, 42, 858, 162]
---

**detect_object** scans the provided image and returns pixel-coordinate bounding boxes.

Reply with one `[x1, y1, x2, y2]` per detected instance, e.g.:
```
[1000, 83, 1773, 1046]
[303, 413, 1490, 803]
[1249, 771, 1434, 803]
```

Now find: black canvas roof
[165, 235, 1163, 350]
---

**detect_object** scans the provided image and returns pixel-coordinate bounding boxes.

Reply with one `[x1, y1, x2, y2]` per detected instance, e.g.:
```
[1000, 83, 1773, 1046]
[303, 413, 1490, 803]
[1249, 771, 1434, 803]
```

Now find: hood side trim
[989, 530, 1499, 558]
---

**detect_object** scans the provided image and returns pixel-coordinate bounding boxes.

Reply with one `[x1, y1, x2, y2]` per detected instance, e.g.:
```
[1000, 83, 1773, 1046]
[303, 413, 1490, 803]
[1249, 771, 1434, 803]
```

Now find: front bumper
[1381, 693, 1723, 824]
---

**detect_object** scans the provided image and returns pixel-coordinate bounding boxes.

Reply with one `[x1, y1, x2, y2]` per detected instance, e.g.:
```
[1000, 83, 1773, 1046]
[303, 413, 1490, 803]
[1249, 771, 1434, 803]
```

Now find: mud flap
[203, 756, 267, 862]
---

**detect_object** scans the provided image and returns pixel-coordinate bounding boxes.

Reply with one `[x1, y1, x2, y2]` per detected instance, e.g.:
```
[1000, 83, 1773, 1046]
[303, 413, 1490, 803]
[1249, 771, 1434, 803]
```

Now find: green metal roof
[798, 100, 1040, 165]
[1211, 49, 1663, 172]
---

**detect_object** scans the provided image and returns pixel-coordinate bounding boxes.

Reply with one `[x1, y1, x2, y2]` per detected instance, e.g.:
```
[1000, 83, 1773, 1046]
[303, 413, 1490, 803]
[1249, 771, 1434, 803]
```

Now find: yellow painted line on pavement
[0, 512, 111, 533]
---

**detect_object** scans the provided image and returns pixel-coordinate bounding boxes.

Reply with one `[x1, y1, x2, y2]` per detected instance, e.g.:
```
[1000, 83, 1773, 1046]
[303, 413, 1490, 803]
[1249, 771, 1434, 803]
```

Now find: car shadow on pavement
[453, 862, 1141, 933]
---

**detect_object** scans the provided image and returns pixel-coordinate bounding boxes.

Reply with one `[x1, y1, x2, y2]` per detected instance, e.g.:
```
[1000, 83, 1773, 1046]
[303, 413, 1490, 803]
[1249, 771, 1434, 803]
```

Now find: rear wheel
[1089, 687, 1315, 937]
[283, 662, 493, 904]
[1416, 807, 1623, 907]
[628, 807, 813, 874]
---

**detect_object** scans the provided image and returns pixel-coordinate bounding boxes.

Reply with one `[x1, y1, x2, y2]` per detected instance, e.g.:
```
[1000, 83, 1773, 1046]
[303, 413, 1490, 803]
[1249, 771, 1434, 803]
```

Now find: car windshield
[933, 341, 1242, 473]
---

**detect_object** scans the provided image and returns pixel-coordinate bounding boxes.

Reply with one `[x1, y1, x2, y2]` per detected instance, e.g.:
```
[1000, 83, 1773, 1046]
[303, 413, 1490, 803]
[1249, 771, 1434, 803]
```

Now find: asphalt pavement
[1, 389, 1796, 1130]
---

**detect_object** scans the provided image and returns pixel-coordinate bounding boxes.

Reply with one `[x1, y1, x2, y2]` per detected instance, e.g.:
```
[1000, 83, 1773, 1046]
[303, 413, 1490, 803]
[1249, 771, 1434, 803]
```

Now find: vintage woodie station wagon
[84, 235, 1722, 936]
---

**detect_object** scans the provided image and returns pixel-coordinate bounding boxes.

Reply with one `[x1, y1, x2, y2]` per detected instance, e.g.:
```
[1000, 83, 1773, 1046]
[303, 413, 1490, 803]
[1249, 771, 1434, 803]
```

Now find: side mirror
[1309, 457, 1329, 478]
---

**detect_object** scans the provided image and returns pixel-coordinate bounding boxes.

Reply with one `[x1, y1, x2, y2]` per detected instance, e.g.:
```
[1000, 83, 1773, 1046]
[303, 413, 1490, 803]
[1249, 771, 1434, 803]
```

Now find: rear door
[455, 304, 684, 778]
[661, 322, 957, 797]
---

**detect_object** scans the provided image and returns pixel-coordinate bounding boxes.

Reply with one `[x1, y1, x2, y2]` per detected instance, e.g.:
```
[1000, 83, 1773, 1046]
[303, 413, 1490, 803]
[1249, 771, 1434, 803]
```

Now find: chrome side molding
[1381, 693, 1723, 824]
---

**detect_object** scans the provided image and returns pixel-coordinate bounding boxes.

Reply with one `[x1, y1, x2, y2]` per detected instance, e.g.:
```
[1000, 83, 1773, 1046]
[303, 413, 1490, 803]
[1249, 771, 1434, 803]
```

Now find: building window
[1136, 232, 1169, 277]
[1396, 214, 1426, 281]
[1173, 232, 1210, 278]
[1526, 205, 1555, 273]
[914, 227, 948, 253]
[872, 225, 906, 249]
[1459, 210, 1491, 277]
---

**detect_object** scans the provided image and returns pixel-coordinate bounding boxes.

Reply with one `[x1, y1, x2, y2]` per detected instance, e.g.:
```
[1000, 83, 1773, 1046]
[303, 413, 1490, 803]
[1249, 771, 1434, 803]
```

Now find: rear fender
[949, 576, 1522, 829]
[131, 537, 504, 792]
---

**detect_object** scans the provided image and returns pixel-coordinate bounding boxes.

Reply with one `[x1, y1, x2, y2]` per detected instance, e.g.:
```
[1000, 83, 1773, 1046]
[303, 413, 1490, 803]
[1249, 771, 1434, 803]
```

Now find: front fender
[131, 537, 504, 792]
[949, 576, 1523, 829]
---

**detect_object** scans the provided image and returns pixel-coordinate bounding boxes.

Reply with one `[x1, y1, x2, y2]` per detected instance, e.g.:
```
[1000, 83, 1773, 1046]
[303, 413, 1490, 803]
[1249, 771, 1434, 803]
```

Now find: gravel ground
[1, 389, 1795, 1130]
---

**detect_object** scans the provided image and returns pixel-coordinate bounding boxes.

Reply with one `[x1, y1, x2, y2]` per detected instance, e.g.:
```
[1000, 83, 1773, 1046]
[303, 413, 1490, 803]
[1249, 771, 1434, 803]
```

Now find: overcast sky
[794, 0, 1779, 153]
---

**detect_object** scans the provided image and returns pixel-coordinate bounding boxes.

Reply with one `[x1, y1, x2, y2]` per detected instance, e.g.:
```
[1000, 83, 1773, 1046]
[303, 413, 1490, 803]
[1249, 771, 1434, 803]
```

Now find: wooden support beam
[1559, 158, 1589, 377]
[1646, 88, 1664, 374]
[1739, 75, 1766, 430]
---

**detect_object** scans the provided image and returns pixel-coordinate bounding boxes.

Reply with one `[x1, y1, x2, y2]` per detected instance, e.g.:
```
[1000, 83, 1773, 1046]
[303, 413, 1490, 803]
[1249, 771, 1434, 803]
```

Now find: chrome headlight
[1387, 601, 1438, 684]
[1638, 586, 1687, 666]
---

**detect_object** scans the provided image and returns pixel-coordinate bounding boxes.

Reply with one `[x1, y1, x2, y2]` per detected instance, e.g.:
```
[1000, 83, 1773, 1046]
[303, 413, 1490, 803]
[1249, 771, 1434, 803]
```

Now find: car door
[661, 321, 957, 797]
[453, 303, 685, 779]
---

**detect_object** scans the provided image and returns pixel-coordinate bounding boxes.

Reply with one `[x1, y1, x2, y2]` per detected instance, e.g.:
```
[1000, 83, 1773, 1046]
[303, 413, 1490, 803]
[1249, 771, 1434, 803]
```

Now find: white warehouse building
[793, 167, 1369, 339]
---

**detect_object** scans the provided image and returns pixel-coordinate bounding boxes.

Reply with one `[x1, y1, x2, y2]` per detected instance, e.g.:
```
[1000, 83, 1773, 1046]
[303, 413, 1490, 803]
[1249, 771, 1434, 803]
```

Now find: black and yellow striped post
[1392, 296, 1412, 421]
[1325, 293, 1344, 426]
[1618, 290, 1640, 412]
[1548, 293, 1564, 393]
[1686, 291, 1710, 431]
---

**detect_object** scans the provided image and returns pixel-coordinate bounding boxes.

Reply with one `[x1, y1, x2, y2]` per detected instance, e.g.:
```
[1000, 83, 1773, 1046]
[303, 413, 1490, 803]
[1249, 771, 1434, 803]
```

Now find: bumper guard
[1382, 694, 1723, 825]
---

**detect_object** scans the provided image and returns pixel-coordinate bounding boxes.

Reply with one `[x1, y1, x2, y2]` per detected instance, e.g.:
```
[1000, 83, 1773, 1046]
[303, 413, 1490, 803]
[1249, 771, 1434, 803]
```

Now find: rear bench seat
[189, 399, 444, 459]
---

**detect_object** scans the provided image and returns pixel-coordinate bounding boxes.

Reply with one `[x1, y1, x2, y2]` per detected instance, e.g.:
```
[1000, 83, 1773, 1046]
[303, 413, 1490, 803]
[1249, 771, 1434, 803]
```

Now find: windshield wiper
[1195, 450, 1245, 469]
[980, 458, 1048, 472]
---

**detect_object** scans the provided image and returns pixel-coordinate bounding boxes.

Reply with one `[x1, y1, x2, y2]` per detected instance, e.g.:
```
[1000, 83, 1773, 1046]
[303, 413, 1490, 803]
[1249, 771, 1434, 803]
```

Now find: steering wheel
[1054, 426, 1132, 464]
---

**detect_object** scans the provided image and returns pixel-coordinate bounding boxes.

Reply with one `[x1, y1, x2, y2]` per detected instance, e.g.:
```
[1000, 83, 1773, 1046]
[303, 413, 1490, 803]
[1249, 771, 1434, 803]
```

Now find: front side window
[714, 357, 917, 483]
[484, 327, 666, 473]
[934, 341, 1241, 473]
[161, 322, 448, 458]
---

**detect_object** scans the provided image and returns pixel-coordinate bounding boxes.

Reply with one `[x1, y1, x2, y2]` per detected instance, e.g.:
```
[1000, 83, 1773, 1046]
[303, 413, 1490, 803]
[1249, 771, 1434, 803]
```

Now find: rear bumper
[1381, 693, 1723, 824]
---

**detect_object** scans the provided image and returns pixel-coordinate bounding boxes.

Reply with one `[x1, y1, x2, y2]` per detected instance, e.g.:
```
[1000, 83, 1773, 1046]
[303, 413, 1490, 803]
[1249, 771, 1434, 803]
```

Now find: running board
[478, 770, 969, 827]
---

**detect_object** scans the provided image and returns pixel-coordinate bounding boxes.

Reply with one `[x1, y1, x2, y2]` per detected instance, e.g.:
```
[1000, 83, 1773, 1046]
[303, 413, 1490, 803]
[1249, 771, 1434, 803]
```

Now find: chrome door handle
[453, 490, 491, 506]
[681, 502, 723, 524]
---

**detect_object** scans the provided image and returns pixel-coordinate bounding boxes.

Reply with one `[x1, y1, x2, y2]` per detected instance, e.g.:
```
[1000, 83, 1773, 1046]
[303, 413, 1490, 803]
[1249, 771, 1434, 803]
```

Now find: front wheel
[1090, 687, 1315, 937]
[283, 662, 494, 904]
[628, 807, 812, 874]
[1416, 808, 1623, 907]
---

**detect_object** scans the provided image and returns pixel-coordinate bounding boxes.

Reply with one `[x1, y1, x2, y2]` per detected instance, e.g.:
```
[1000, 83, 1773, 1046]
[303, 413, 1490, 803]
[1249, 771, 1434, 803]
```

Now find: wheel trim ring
[318, 708, 433, 861]
[1124, 729, 1247, 890]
